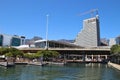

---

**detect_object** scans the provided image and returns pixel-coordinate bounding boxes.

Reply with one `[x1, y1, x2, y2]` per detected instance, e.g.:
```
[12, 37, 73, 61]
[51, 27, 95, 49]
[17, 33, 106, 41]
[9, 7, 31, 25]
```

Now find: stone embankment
[108, 62, 120, 70]
[0, 62, 14, 67]
[28, 62, 42, 66]
[0, 62, 7, 66]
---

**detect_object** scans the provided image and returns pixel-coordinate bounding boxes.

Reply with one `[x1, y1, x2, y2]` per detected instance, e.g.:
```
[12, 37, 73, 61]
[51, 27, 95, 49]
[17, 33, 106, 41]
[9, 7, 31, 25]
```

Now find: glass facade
[35, 42, 46, 48]
[0, 35, 3, 46]
[11, 37, 21, 46]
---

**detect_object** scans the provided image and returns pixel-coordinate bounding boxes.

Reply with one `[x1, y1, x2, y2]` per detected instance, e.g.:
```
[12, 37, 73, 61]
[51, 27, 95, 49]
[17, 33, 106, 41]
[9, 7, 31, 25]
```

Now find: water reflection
[0, 63, 120, 80]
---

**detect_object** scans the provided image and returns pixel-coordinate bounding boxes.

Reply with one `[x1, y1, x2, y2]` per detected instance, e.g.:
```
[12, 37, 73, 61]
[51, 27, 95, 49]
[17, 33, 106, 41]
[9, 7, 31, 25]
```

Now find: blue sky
[0, 0, 120, 40]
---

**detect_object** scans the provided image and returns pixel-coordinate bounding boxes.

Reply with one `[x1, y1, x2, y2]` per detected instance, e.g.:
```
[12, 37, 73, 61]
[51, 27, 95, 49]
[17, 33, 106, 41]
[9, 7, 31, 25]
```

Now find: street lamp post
[45, 14, 49, 50]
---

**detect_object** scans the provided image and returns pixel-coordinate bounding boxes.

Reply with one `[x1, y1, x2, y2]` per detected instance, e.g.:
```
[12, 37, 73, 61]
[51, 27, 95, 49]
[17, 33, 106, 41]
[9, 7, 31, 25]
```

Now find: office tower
[75, 15, 100, 47]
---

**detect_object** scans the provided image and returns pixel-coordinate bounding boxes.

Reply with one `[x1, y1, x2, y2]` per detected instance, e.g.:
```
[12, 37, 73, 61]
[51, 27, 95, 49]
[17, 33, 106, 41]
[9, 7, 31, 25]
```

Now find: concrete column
[82, 51, 85, 62]
[85, 54, 88, 61]
[105, 55, 108, 59]
[92, 54, 93, 61]
[83, 54, 85, 62]
[98, 55, 100, 61]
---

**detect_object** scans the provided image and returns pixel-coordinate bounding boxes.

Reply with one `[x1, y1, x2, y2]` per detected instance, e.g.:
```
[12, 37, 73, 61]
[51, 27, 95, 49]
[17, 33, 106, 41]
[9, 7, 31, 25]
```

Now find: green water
[0, 63, 120, 80]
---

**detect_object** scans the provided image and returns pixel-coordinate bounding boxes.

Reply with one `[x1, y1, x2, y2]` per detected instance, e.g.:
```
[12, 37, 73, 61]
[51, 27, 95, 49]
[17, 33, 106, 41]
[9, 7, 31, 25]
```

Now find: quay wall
[108, 62, 120, 70]
[0, 62, 7, 66]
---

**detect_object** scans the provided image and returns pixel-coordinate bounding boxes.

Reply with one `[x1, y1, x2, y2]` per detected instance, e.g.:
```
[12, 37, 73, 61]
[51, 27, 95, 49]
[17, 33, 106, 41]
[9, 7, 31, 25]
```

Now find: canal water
[0, 63, 120, 80]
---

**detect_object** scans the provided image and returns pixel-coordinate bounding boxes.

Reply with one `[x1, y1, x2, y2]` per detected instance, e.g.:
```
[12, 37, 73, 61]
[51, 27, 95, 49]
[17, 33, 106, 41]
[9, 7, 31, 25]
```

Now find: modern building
[0, 34, 25, 47]
[109, 38, 116, 46]
[116, 36, 120, 45]
[100, 38, 109, 46]
[109, 36, 120, 46]
[35, 40, 81, 48]
[75, 15, 100, 47]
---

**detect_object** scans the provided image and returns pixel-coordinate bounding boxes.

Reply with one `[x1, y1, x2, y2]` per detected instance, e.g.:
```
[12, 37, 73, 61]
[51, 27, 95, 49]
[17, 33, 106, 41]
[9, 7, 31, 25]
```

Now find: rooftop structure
[35, 40, 81, 48]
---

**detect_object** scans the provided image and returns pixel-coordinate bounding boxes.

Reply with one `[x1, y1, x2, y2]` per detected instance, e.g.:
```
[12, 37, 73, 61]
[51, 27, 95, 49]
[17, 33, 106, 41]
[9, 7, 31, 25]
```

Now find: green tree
[24, 53, 34, 60]
[24, 52, 42, 60]
[8, 48, 24, 58]
[21, 50, 59, 62]
[0, 48, 10, 55]
[110, 45, 120, 54]
[5, 52, 13, 57]
[39, 50, 60, 61]
[36, 51, 43, 58]
[3, 48, 24, 62]
[110, 45, 120, 64]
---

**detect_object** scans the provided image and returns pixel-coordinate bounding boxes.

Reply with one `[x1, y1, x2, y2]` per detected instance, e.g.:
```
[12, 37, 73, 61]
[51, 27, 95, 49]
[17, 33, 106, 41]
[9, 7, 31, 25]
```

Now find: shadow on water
[0, 63, 120, 80]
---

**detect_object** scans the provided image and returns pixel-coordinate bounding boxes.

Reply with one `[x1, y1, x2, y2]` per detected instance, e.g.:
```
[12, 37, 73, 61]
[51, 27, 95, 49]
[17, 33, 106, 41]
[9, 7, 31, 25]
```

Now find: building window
[0, 35, 3, 46]
[11, 37, 21, 46]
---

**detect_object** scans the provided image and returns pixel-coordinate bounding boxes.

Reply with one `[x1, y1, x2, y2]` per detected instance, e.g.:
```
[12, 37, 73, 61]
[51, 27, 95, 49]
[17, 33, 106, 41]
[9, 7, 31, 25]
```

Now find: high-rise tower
[75, 15, 100, 47]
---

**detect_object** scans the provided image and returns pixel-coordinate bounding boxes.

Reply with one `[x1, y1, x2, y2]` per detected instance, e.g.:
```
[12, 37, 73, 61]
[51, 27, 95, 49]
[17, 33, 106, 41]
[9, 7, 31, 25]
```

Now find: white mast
[45, 14, 49, 49]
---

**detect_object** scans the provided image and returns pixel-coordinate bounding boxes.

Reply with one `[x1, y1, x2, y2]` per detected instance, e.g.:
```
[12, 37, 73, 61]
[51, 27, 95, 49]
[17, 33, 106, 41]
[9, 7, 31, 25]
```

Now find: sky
[0, 0, 120, 40]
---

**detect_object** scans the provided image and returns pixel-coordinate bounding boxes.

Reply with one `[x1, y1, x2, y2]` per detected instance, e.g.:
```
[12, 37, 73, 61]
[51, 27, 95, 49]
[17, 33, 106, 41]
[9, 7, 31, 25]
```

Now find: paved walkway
[108, 62, 120, 70]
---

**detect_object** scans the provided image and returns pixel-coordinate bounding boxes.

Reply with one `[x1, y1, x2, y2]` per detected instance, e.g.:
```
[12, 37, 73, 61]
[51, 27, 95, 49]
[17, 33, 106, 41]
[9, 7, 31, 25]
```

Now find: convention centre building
[0, 34, 25, 47]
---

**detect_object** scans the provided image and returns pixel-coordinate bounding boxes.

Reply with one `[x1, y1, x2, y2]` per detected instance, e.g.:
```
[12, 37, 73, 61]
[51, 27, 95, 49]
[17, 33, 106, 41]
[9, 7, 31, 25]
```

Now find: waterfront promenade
[108, 62, 120, 70]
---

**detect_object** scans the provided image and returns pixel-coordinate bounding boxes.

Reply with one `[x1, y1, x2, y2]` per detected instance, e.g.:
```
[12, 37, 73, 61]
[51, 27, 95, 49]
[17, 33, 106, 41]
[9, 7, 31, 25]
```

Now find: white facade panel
[3, 34, 12, 46]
